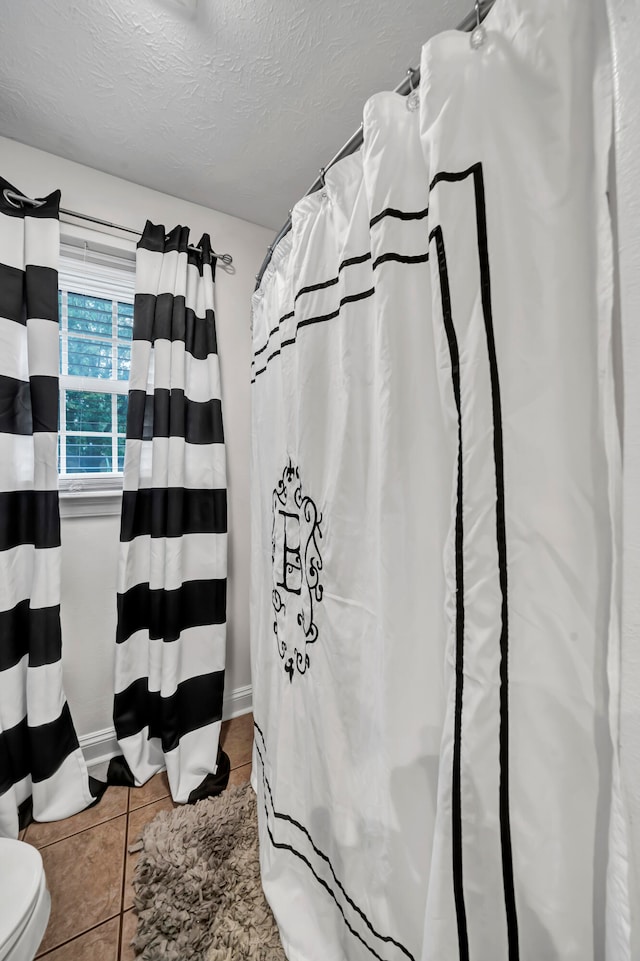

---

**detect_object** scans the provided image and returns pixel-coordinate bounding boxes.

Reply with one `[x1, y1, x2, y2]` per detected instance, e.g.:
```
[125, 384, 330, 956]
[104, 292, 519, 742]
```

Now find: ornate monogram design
[271, 460, 323, 682]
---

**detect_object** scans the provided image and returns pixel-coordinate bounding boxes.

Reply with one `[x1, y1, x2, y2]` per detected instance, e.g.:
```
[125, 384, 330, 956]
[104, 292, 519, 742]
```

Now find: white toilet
[0, 839, 50, 961]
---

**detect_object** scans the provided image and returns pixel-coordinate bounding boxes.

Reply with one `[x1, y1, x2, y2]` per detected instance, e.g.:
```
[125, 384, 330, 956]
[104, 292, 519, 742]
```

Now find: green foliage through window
[65, 391, 112, 433]
[59, 287, 133, 476]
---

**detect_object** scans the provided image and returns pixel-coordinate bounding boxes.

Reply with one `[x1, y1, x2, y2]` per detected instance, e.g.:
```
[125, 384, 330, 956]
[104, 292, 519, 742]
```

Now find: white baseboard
[79, 683, 253, 771]
[80, 726, 119, 770]
[223, 683, 253, 720]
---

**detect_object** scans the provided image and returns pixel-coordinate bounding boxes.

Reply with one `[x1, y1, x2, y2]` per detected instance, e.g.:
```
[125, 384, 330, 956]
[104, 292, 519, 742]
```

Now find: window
[58, 243, 136, 493]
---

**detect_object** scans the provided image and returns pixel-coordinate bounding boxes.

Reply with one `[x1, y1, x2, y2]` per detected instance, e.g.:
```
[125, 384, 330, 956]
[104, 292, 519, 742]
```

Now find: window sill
[59, 489, 122, 519]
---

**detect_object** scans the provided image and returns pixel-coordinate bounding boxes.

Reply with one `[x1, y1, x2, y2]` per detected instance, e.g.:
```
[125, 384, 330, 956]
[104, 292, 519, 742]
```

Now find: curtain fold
[250, 1, 630, 959]
[0, 177, 101, 839]
[111, 221, 229, 804]
[251, 96, 449, 961]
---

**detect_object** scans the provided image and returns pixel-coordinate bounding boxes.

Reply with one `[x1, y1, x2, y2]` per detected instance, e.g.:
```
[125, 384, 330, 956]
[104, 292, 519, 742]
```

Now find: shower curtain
[0, 179, 101, 839]
[111, 222, 229, 804]
[250, 1, 631, 959]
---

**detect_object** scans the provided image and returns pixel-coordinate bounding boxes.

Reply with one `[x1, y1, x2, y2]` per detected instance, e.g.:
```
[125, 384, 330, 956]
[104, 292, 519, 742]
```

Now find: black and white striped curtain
[110, 222, 228, 804]
[0, 179, 101, 839]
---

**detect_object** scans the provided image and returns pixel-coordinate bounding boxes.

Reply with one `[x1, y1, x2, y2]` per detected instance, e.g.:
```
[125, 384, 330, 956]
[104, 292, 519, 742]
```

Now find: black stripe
[31, 702, 82, 782]
[0, 377, 32, 434]
[26, 265, 59, 323]
[0, 702, 82, 792]
[430, 162, 519, 958]
[27, 606, 63, 667]
[113, 671, 225, 753]
[370, 206, 429, 228]
[253, 733, 414, 961]
[136, 223, 216, 277]
[192, 233, 215, 277]
[254, 721, 414, 960]
[138, 221, 189, 255]
[89, 776, 107, 801]
[339, 253, 372, 271]
[253, 320, 287, 359]
[295, 275, 339, 300]
[0, 716, 30, 794]
[138, 220, 216, 278]
[0, 491, 60, 551]
[120, 488, 227, 541]
[253, 246, 414, 368]
[252, 257, 372, 362]
[0, 264, 58, 326]
[429, 165, 481, 191]
[372, 252, 429, 270]
[291, 287, 376, 339]
[126, 390, 224, 444]
[284, 287, 375, 343]
[30, 376, 60, 433]
[471, 163, 519, 959]
[0, 375, 59, 435]
[133, 293, 217, 359]
[0, 263, 25, 324]
[252, 287, 375, 382]
[0, 601, 62, 671]
[294, 253, 372, 303]
[430, 225, 469, 961]
[116, 578, 226, 644]
[17, 795, 33, 832]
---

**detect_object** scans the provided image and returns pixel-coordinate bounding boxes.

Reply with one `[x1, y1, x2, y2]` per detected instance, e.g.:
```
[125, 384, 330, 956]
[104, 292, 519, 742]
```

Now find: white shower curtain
[250, 1, 630, 960]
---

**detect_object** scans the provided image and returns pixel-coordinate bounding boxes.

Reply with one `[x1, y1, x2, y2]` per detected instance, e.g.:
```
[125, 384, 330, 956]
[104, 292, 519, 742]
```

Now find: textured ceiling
[0, 0, 471, 230]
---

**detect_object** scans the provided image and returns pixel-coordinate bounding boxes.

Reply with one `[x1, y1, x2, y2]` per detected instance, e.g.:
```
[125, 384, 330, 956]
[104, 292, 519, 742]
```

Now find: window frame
[57, 235, 136, 512]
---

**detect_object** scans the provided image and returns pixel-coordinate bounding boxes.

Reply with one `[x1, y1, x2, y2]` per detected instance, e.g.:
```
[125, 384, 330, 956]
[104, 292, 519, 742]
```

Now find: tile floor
[21, 712, 254, 961]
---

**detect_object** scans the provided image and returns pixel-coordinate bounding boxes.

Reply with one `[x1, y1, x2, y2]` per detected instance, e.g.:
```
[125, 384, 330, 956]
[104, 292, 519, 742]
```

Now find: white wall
[0, 135, 272, 745]
[607, 2, 640, 954]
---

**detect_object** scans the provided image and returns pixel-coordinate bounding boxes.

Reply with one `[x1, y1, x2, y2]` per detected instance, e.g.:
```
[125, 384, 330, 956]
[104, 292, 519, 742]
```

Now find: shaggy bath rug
[130, 783, 287, 961]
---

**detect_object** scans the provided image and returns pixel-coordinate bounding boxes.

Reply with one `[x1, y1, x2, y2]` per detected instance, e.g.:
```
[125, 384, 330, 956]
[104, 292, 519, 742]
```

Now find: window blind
[58, 243, 136, 489]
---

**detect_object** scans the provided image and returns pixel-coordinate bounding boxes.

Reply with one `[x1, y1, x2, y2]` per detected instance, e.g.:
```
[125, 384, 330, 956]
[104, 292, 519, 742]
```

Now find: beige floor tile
[124, 796, 176, 910]
[26, 787, 128, 849]
[228, 762, 252, 788]
[119, 909, 138, 961]
[37, 816, 126, 955]
[38, 917, 119, 961]
[220, 712, 254, 769]
[128, 771, 170, 811]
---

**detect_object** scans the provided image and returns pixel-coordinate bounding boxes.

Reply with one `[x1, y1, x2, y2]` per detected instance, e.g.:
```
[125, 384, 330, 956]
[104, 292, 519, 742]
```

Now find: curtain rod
[1, 188, 233, 265]
[254, 0, 495, 291]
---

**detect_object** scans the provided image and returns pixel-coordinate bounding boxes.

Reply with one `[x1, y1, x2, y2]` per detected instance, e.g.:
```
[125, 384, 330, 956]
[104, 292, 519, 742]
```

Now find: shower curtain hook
[319, 167, 331, 203]
[470, 0, 487, 49]
[406, 67, 420, 112]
